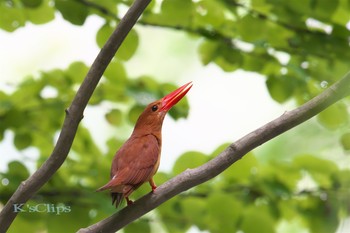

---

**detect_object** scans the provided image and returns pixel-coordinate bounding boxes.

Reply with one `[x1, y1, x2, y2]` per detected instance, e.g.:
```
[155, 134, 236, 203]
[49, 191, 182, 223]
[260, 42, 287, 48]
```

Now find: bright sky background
[1, 13, 349, 233]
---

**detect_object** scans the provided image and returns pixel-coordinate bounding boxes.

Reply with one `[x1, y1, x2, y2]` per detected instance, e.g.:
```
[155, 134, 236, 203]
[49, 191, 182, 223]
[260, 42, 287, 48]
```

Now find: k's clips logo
[13, 203, 71, 215]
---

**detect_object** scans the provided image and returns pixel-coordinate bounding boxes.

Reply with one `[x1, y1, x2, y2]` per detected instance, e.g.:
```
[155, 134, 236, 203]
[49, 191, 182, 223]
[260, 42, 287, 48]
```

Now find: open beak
[160, 81, 193, 112]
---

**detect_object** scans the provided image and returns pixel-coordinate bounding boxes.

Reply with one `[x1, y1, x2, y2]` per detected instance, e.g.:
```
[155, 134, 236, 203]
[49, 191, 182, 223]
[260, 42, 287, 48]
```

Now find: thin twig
[0, 0, 152, 232]
[78, 71, 350, 233]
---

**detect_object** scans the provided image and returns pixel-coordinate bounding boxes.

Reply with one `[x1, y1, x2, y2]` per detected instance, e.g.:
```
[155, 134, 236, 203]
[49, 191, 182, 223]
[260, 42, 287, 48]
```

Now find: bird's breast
[110, 133, 162, 185]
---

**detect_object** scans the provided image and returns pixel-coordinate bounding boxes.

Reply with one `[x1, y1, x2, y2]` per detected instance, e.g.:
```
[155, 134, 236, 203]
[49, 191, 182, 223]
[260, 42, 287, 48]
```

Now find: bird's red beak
[160, 81, 193, 112]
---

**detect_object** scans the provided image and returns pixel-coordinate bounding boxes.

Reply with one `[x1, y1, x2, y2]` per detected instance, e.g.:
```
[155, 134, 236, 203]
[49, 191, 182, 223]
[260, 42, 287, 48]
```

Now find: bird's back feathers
[96, 134, 161, 207]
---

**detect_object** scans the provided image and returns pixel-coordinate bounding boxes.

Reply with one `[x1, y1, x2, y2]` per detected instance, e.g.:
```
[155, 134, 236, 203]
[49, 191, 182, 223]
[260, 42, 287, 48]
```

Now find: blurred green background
[0, 0, 350, 232]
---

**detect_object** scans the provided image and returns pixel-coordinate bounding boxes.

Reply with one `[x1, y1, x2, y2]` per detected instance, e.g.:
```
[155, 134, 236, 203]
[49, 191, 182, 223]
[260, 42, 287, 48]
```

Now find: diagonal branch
[78, 71, 350, 233]
[0, 0, 152, 232]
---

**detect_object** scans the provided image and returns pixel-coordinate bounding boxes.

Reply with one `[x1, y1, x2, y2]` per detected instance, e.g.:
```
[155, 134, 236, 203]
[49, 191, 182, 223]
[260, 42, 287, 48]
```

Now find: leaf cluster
[2, 0, 349, 103]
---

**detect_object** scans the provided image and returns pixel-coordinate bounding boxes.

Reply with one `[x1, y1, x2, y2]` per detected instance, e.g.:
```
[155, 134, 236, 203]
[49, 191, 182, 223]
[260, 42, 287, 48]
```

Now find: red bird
[97, 82, 193, 207]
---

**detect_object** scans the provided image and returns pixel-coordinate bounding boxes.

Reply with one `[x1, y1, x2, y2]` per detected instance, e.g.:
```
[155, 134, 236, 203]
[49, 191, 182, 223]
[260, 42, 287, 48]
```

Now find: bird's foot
[149, 179, 157, 192]
[151, 185, 157, 192]
[126, 197, 134, 206]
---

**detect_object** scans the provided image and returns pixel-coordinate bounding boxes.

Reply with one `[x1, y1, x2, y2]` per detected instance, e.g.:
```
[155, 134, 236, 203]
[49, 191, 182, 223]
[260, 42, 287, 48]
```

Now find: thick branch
[0, 0, 151, 232]
[78, 71, 350, 233]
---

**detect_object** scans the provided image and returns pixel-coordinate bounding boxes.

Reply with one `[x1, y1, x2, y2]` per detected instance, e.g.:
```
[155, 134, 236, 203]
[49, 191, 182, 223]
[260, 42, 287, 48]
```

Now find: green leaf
[90, 0, 118, 16]
[10, 215, 45, 233]
[131, 76, 160, 95]
[105, 109, 123, 126]
[157, 197, 191, 233]
[2, 109, 26, 129]
[266, 75, 295, 103]
[96, 23, 113, 48]
[14, 132, 33, 150]
[251, 0, 273, 14]
[66, 61, 89, 84]
[55, 0, 88, 25]
[285, 0, 312, 14]
[127, 104, 144, 125]
[270, 161, 301, 191]
[222, 152, 258, 184]
[153, 171, 171, 185]
[116, 29, 139, 61]
[71, 126, 102, 162]
[104, 60, 127, 85]
[293, 155, 338, 174]
[311, 0, 339, 20]
[96, 82, 129, 104]
[124, 219, 151, 233]
[240, 205, 276, 233]
[335, 170, 350, 193]
[20, 0, 43, 8]
[332, 0, 350, 24]
[10, 78, 43, 110]
[42, 69, 69, 93]
[0, 91, 10, 116]
[97, 25, 138, 60]
[340, 132, 350, 150]
[8, 161, 30, 180]
[237, 14, 267, 43]
[241, 53, 266, 73]
[46, 205, 89, 233]
[0, 5, 26, 32]
[209, 143, 231, 157]
[198, 40, 219, 65]
[212, 43, 243, 72]
[298, 196, 339, 233]
[317, 102, 348, 130]
[126, 76, 160, 105]
[180, 197, 207, 227]
[26, 0, 55, 24]
[206, 192, 242, 232]
[293, 154, 338, 188]
[173, 151, 208, 175]
[193, 0, 226, 28]
[160, 0, 193, 26]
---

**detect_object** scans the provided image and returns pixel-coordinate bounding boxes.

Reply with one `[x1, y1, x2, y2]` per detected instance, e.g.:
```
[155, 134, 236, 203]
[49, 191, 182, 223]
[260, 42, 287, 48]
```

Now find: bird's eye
[151, 105, 158, 112]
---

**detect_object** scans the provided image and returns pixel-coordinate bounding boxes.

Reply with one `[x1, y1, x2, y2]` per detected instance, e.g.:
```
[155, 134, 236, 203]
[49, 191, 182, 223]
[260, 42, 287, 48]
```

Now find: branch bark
[0, 0, 152, 232]
[78, 71, 350, 233]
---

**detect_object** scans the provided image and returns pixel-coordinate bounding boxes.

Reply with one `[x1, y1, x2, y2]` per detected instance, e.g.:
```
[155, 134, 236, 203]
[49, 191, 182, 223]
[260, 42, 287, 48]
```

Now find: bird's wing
[112, 134, 160, 186]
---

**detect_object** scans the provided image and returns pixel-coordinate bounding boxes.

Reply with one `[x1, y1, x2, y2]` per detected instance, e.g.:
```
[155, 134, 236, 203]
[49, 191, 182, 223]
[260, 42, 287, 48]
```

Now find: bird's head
[133, 81, 193, 134]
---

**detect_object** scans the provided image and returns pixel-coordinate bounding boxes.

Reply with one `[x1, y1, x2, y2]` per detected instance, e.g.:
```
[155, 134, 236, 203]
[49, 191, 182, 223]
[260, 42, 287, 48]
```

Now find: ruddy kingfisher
[97, 82, 193, 207]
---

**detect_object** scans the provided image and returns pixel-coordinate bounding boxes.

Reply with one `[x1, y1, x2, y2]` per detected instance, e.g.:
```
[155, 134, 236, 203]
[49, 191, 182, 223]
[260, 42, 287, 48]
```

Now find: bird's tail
[96, 184, 110, 192]
[96, 179, 117, 192]
[96, 185, 124, 208]
[111, 192, 124, 208]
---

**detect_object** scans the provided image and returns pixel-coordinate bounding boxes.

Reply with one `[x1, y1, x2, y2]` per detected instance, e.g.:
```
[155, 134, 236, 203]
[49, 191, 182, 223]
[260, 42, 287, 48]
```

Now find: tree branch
[78, 71, 350, 233]
[0, 0, 152, 232]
